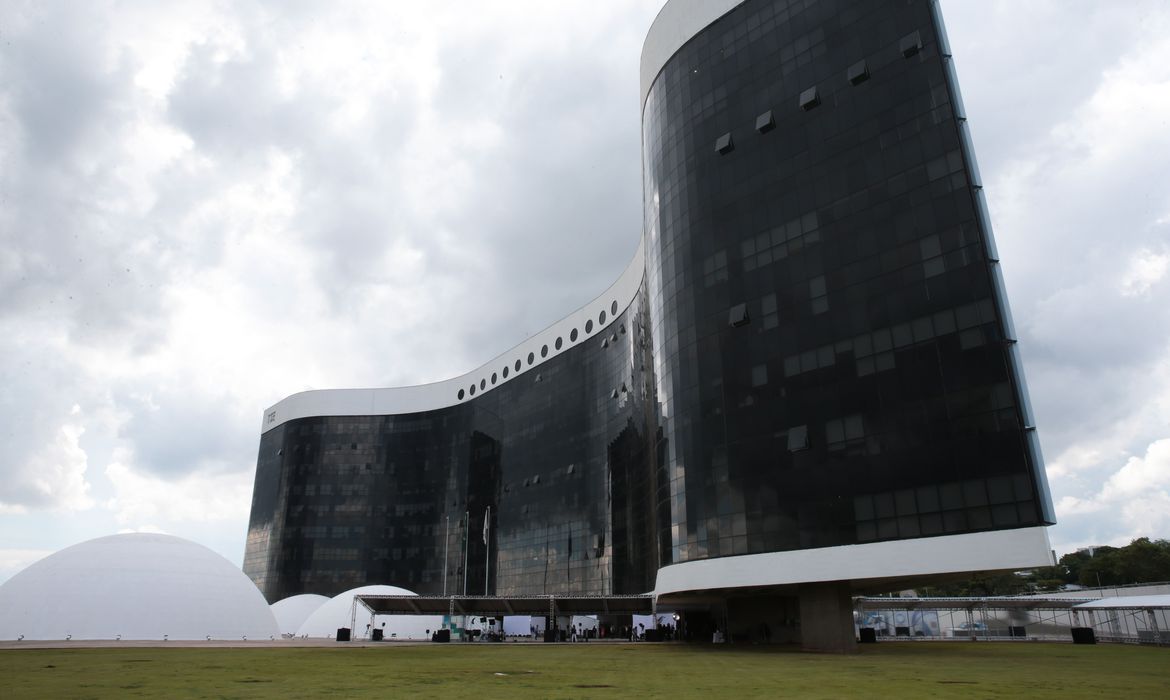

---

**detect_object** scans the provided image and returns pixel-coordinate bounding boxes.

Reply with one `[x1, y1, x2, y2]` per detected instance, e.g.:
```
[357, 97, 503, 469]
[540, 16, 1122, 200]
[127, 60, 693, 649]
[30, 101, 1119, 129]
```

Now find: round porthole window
[599, 310, 607, 324]
[458, 389, 465, 400]
[585, 320, 593, 334]
[502, 366, 509, 379]
[470, 385, 476, 396]
[515, 359, 522, 371]
[555, 337, 563, 350]
[541, 345, 548, 358]
[570, 328, 579, 342]
[611, 300, 618, 315]
[491, 372, 497, 385]
[480, 379, 486, 390]
[527, 352, 535, 365]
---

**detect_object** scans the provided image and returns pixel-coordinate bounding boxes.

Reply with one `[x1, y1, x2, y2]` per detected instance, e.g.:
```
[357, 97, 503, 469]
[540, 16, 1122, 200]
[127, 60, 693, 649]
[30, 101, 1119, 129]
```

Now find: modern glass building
[245, 0, 1054, 651]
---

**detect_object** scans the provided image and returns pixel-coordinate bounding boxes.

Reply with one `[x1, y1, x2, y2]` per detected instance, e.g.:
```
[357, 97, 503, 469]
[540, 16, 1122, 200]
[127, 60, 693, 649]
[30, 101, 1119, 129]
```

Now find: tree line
[916, 537, 1170, 597]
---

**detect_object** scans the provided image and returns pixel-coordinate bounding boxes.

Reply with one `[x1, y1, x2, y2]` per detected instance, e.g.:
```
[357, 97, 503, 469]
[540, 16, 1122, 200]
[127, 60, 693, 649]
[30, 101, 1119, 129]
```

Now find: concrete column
[798, 582, 857, 653]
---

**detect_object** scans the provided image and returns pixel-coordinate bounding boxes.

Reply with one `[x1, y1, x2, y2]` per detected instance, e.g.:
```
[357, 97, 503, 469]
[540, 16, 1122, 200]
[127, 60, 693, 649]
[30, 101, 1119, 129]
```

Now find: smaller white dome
[296, 584, 444, 640]
[271, 594, 329, 635]
[0, 533, 279, 640]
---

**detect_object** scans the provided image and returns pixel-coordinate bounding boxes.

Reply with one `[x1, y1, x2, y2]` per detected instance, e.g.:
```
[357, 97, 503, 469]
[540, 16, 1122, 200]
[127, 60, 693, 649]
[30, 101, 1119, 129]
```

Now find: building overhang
[654, 527, 1053, 601]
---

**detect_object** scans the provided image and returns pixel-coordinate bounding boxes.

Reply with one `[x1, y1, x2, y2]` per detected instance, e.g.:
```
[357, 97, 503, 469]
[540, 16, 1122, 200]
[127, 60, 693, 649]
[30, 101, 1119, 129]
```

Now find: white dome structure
[270, 593, 329, 636]
[0, 533, 279, 641]
[296, 584, 443, 640]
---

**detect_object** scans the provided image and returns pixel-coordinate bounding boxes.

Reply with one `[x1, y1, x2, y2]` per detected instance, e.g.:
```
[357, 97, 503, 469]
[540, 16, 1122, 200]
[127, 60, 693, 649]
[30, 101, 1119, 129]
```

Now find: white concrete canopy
[654, 527, 1053, 597]
[0, 533, 279, 640]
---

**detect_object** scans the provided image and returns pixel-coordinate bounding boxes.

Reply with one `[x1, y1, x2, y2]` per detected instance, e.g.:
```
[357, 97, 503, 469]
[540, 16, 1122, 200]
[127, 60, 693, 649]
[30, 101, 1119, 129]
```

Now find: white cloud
[0, 404, 94, 513]
[116, 524, 167, 535]
[1101, 439, 1170, 499]
[1055, 438, 1170, 548]
[1120, 248, 1170, 298]
[103, 455, 253, 525]
[30, 410, 93, 510]
[1054, 495, 1103, 518]
[1040, 349, 1170, 550]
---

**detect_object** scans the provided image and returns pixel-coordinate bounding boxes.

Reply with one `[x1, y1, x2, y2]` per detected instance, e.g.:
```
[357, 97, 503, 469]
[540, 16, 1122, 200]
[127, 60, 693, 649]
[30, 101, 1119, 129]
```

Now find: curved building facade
[245, 0, 1054, 650]
[245, 247, 659, 602]
[640, 0, 1055, 598]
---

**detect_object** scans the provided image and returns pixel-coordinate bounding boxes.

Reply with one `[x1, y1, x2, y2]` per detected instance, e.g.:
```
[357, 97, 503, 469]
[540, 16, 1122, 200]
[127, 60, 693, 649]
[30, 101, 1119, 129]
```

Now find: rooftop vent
[755, 110, 776, 133]
[787, 425, 809, 452]
[729, 303, 750, 327]
[799, 86, 820, 111]
[900, 31, 922, 58]
[847, 60, 869, 85]
[715, 132, 734, 154]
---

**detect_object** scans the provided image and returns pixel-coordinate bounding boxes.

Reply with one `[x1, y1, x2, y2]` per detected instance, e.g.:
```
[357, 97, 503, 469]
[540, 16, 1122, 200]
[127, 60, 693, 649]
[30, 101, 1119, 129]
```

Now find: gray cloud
[942, 0, 1162, 175]
[0, 341, 92, 511]
[3, 2, 130, 161]
[0, 2, 173, 355]
[943, 0, 1170, 549]
[112, 377, 257, 478]
[0, 0, 1166, 572]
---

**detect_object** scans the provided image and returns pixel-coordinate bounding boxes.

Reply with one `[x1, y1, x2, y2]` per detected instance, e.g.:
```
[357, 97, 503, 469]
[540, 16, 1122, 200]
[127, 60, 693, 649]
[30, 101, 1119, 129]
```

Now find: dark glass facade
[244, 0, 1053, 604]
[642, 0, 1052, 569]
[245, 295, 661, 602]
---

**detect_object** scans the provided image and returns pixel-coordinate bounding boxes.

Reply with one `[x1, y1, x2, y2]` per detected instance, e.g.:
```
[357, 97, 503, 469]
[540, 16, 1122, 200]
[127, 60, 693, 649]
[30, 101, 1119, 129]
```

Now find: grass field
[1, 642, 1168, 699]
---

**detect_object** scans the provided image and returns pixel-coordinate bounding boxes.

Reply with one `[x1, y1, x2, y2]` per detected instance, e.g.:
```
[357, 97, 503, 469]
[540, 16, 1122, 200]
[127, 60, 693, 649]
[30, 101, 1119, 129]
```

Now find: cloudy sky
[2, 0, 1168, 584]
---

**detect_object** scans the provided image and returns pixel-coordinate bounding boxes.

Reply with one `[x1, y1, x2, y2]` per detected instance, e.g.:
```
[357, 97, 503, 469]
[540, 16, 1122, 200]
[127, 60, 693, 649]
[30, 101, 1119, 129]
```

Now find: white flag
[482, 507, 490, 545]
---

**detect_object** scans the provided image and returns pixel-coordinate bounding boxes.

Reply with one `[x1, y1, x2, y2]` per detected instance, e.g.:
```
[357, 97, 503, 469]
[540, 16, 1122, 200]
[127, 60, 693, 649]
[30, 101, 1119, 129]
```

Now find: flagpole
[442, 514, 450, 596]
[483, 505, 491, 595]
[462, 511, 469, 596]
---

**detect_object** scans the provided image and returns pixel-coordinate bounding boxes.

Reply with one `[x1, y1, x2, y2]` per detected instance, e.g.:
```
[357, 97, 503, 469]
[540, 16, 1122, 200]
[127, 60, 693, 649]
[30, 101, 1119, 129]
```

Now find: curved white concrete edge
[653, 527, 1053, 597]
[261, 239, 645, 434]
[640, 0, 747, 111]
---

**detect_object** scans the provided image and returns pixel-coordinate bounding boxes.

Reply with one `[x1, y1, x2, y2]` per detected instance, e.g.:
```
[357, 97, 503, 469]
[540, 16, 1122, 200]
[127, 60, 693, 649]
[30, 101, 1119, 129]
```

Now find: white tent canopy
[1073, 595, 1170, 610]
[296, 584, 443, 640]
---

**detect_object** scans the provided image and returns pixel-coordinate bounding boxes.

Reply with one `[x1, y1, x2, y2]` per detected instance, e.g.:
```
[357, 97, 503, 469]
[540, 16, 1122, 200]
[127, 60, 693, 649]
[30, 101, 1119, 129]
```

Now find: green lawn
[1, 642, 1167, 699]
